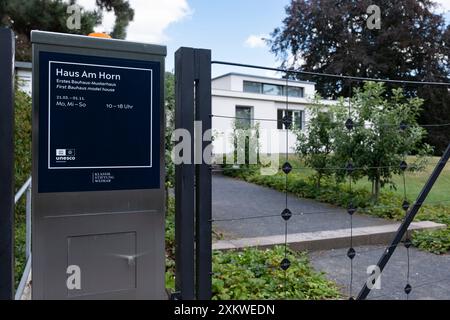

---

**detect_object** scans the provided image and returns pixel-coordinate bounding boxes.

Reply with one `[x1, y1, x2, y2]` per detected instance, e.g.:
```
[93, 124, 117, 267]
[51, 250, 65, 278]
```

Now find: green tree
[270, 0, 450, 153]
[1, 0, 99, 60]
[0, 0, 134, 61]
[94, 0, 134, 39]
[294, 98, 335, 187]
[331, 82, 432, 201]
[230, 120, 260, 168]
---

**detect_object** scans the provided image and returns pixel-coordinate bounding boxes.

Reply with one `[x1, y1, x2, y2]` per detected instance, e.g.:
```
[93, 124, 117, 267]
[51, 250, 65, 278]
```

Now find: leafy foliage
[0, 0, 134, 61]
[230, 119, 261, 167]
[94, 0, 134, 39]
[331, 82, 432, 200]
[165, 197, 176, 290]
[219, 119, 262, 177]
[412, 205, 450, 254]
[1, 0, 99, 60]
[296, 82, 432, 200]
[14, 222, 26, 288]
[212, 246, 341, 300]
[412, 228, 450, 254]
[294, 97, 336, 187]
[13, 88, 32, 287]
[14, 88, 32, 193]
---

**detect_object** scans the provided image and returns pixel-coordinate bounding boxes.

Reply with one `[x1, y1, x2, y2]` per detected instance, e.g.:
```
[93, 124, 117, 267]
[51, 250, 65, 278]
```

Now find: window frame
[243, 81, 262, 94]
[277, 109, 305, 130]
[243, 80, 305, 99]
[235, 105, 253, 129]
[287, 86, 304, 98]
[262, 83, 284, 96]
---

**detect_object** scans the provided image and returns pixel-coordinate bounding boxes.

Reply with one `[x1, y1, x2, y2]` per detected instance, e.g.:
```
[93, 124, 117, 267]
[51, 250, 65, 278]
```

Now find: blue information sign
[38, 52, 161, 192]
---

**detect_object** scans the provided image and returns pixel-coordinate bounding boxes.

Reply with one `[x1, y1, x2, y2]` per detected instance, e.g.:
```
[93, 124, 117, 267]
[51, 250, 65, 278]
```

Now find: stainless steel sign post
[31, 31, 166, 299]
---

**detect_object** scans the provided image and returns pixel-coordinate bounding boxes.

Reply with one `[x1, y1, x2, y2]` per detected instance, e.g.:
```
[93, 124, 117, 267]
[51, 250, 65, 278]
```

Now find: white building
[212, 73, 334, 156]
[15, 61, 32, 95]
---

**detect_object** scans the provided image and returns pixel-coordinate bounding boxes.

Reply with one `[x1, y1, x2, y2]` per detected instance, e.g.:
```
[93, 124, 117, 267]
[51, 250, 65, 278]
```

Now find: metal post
[25, 183, 32, 260]
[175, 47, 196, 300]
[174, 47, 213, 300]
[357, 142, 450, 300]
[0, 28, 15, 300]
[194, 49, 212, 300]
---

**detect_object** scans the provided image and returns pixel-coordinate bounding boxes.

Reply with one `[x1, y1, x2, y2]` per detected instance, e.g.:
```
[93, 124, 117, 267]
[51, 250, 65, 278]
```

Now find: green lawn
[354, 157, 450, 204]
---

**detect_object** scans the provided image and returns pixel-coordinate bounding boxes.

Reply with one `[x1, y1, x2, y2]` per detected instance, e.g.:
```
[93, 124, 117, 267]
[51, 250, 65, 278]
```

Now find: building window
[244, 80, 304, 98]
[287, 86, 304, 98]
[243, 81, 262, 94]
[277, 109, 304, 130]
[263, 83, 283, 96]
[235, 106, 253, 129]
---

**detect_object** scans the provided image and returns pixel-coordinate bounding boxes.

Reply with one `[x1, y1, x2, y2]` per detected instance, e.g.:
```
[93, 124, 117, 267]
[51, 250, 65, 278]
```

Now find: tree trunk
[374, 176, 381, 202]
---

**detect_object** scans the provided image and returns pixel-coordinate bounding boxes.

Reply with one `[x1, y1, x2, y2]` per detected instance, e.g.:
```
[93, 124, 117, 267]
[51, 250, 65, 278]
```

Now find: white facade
[15, 62, 32, 95]
[212, 73, 334, 156]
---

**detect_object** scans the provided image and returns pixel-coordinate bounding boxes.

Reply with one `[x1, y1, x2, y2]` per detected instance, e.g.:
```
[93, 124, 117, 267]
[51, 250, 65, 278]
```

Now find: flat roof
[15, 61, 32, 69]
[31, 30, 167, 56]
[212, 72, 316, 85]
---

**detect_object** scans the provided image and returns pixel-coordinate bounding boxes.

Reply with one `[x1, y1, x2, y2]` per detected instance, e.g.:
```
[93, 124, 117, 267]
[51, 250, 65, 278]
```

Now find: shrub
[212, 246, 341, 300]
[412, 229, 450, 254]
[412, 205, 450, 254]
[14, 88, 32, 288]
[165, 197, 176, 290]
[14, 88, 32, 194]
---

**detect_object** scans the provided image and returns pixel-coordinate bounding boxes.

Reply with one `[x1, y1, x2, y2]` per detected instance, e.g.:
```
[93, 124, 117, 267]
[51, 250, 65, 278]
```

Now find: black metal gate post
[0, 28, 15, 300]
[175, 47, 195, 300]
[357, 142, 450, 300]
[194, 49, 212, 300]
[174, 47, 212, 300]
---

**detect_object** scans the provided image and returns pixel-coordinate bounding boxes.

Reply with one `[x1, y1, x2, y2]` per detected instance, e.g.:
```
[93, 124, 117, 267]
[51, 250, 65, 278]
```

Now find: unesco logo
[56, 148, 76, 161]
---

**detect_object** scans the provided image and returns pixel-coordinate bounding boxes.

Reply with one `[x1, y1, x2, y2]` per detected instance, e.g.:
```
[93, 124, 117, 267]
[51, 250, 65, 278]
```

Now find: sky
[77, 0, 291, 77]
[77, 0, 450, 77]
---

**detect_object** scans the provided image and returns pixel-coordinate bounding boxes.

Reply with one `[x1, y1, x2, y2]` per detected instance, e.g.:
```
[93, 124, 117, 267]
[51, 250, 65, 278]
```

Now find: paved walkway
[310, 245, 450, 300]
[213, 175, 392, 239]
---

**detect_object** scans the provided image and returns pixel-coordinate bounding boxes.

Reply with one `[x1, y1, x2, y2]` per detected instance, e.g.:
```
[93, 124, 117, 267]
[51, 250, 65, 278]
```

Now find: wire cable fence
[210, 60, 450, 300]
[212, 161, 446, 172]
[211, 113, 450, 129]
[211, 199, 450, 223]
